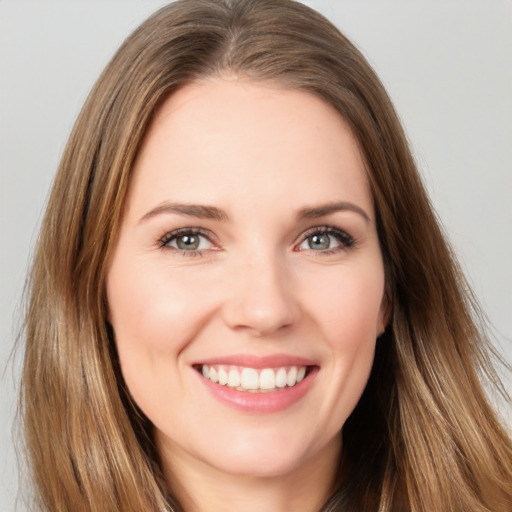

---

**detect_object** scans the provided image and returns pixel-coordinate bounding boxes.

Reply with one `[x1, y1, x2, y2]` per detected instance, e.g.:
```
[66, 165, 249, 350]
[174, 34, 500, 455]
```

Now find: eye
[296, 227, 355, 253]
[160, 228, 215, 254]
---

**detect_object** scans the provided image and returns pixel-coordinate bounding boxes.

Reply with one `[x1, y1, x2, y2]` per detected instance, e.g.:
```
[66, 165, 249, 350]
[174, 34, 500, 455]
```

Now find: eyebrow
[297, 201, 371, 223]
[139, 200, 371, 224]
[139, 202, 229, 223]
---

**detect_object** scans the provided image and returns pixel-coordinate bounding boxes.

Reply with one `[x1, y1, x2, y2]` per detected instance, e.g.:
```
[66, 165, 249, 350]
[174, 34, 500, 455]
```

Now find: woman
[21, 0, 512, 511]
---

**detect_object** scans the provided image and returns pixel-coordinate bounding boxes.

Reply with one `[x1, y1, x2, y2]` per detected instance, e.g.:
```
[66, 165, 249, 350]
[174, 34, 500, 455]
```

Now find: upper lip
[192, 353, 319, 369]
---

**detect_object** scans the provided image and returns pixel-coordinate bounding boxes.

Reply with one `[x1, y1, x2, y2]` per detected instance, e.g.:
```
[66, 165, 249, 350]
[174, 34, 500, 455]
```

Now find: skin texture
[106, 78, 388, 512]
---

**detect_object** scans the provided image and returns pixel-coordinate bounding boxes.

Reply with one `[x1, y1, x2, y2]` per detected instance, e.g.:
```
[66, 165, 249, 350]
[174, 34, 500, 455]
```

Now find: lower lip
[195, 367, 318, 413]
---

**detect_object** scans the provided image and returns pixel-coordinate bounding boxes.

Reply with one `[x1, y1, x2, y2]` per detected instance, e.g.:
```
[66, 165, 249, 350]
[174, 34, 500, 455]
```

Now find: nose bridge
[222, 244, 299, 335]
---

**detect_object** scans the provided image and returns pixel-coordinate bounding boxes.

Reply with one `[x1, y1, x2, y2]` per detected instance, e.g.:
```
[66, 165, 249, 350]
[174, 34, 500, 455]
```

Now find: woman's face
[106, 79, 387, 482]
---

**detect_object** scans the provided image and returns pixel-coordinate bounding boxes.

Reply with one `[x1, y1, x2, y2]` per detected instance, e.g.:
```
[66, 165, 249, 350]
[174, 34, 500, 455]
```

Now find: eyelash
[158, 227, 214, 258]
[158, 225, 356, 257]
[296, 226, 356, 254]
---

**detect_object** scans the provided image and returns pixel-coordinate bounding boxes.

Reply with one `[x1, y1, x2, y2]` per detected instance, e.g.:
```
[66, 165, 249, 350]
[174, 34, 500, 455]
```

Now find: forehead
[126, 78, 372, 220]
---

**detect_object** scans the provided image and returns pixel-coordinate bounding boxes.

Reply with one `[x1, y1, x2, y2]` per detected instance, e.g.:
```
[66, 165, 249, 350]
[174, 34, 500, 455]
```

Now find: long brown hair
[21, 1, 512, 511]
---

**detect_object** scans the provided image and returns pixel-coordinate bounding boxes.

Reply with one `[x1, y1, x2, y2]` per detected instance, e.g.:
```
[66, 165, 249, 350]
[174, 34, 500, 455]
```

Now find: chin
[195, 426, 340, 481]
[209, 449, 309, 479]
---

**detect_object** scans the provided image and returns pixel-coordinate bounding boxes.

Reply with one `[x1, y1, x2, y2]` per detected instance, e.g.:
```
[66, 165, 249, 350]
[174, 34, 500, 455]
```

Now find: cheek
[106, 257, 220, 427]
[306, 263, 386, 346]
[302, 261, 385, 421]
[105, 255, 218, 412]
[107, 258, 212, 355]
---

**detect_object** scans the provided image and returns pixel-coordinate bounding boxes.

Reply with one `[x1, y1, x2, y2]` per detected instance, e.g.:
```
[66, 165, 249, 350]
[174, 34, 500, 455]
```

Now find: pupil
[309, 234, 330, 250]
[177, 235, 199, 250]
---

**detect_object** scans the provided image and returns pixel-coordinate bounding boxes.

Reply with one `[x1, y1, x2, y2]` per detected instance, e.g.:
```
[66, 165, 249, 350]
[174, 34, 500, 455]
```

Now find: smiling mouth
[194, 364, 315, 393]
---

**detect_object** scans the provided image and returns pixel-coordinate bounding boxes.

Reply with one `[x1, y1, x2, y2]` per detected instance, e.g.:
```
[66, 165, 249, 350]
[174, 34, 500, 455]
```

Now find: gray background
[1, 1, 511, 510]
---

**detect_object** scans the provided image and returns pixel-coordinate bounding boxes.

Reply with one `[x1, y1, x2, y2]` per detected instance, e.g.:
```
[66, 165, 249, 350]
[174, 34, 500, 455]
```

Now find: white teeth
[228, 369, 241, 387]
[275, 367, 287, 388]
[241, 368, 259, 390]
[209, 367, 218, 383]
[218, 367, 228, 385]
[287, 367, 298, 387]
[200, 364, 309, 391]
[259, 368, 275, 390]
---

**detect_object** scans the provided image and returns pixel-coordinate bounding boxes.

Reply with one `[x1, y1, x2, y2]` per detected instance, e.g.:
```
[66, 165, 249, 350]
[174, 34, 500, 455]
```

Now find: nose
[221, 251, 300, 337]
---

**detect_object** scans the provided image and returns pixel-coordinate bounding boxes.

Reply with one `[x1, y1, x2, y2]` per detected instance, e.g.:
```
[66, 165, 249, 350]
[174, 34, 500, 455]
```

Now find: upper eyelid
[298, 225, 353, 240]
[300, 225, 344, 234]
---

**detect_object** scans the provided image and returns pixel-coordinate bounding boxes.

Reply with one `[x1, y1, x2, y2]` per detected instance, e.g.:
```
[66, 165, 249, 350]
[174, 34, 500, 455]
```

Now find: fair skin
[106, 78, 387, 512]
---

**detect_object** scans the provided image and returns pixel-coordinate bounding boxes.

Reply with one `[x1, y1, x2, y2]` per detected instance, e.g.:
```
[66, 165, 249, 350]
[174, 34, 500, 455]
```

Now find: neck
[159, 436, 341, 512]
